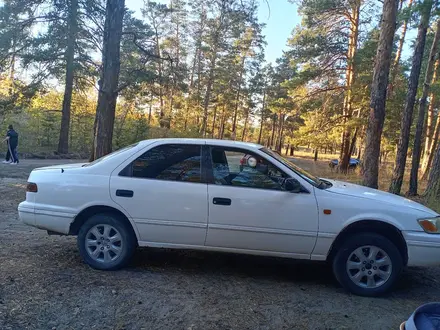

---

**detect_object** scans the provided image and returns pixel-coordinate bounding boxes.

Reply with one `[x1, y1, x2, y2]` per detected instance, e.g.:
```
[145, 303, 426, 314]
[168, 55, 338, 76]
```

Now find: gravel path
[0, 160, 439, 330]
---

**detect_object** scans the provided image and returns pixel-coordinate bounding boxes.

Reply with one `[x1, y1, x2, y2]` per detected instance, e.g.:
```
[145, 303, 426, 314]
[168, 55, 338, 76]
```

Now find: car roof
[137, 138, 264, 150]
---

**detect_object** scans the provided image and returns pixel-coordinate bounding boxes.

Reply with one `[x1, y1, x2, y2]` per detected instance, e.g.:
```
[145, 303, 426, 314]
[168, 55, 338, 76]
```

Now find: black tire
[332, 232, 403, 297]
[77, 213, 137, 270]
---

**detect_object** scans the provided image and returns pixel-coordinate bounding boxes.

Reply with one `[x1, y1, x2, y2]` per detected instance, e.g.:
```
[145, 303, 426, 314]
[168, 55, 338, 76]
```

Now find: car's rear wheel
[77, 213, 136, 270]
[332, 233, 403, 297]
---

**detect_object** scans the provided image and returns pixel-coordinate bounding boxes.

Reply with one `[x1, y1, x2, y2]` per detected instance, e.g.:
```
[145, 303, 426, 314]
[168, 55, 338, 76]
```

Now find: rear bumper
[404, 231, 440, 266]
[18, 202, 75, 235]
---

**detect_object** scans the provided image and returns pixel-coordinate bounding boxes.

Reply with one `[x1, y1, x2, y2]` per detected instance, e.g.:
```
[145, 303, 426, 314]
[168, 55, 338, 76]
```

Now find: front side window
[210, 147, 287, 190]
[261, 147, 322, 187]
[128, 144, 202, 183]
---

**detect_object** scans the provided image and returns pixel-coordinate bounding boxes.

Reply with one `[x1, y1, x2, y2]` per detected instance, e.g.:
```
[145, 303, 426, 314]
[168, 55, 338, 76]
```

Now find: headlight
[418, 217, 440, 234]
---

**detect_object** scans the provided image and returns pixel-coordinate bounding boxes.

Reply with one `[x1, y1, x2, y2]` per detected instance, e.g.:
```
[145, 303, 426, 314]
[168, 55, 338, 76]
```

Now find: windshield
[261, 148, 322, 187]
[83, 143, 139, 167]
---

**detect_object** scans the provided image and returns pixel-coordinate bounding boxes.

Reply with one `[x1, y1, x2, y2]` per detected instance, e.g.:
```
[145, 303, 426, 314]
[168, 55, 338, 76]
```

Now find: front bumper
[18, 202, 75, 235]
[404, 231, 440, 266]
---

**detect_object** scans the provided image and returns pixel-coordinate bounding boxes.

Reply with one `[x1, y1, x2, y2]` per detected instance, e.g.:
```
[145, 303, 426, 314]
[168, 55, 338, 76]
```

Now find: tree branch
[122, 31, 174, 63]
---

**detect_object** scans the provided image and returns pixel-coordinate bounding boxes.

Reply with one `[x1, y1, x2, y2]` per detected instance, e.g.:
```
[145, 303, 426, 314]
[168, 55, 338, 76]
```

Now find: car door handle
[213, 197, 231, 206]
[116, 189, 134, 198]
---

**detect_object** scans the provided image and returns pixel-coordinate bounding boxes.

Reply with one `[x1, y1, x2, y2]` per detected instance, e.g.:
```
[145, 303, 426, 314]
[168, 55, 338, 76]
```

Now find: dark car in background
[329, 158, 360, 169]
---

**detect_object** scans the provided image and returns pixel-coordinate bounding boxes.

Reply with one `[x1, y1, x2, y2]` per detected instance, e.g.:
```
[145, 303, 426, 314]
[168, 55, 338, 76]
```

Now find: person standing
[3, 125, 19, 165]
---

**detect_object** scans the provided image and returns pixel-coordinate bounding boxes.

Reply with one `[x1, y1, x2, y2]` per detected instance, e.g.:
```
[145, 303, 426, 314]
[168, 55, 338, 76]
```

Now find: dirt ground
[1, 159, 440, 330]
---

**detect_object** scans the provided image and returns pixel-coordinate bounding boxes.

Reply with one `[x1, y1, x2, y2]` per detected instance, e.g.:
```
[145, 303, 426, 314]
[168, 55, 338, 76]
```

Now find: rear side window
[125, 144, 202, 183]
[84, 143, 138, 167]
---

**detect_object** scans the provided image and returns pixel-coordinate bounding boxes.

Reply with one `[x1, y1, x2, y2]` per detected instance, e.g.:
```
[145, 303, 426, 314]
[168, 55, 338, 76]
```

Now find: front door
[205, 146, 319, 258]
[110, 142, 208, 246]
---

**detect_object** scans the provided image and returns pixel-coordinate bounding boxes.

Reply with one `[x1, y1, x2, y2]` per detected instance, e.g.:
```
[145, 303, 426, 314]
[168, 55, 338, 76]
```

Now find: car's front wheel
[77, 213, 136, 270]
[332, 233, 403, 297]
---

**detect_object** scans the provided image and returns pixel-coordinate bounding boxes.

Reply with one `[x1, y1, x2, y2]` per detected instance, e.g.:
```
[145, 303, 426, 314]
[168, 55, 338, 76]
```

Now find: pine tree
[362, 0, 400, 189]
[91, 0, 125, 160]
[408, 18, 440, 195]
[389, 0, 435, 195]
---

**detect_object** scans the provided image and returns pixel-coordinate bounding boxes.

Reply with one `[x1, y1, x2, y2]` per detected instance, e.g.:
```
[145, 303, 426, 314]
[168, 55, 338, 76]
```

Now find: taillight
[27, 182, 38, 193]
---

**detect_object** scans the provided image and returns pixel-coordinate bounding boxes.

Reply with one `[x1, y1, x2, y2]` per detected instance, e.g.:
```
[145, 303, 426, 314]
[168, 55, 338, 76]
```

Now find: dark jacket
[7, 129, 18, 147]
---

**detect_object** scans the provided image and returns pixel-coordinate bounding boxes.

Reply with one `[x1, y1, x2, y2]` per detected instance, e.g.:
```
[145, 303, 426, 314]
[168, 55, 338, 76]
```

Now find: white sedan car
[19, 139, 440, 296]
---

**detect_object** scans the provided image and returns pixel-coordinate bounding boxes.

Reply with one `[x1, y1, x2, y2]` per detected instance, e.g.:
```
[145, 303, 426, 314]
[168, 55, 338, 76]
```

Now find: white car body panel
[18, 138, 440, 268]
[310, 183, 437, 261]
[206, 185, 319, 258]
[109, 140, 209, 246]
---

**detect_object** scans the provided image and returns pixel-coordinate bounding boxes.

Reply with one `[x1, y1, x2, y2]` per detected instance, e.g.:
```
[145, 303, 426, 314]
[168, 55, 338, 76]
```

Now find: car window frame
[119, 143, 209, 184]
[205, 145, 309, 193]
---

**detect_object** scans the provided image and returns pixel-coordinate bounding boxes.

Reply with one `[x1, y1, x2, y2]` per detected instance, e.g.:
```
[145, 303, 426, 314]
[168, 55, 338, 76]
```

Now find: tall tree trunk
[91, 0, 125, 160]
[356, 125, 365, 159]
[363, 0, 399, 188]
[389, 0, 414, 94]
[257, 84, 267, 144]
[148, 103, 152, 125]
[89, 115, 97, 161]
[201, 7, 226, 136]
[423, 143, 440, 204]
[339, 132, 345, 160]
[408, 19, 440, 196]
[270, 114, 277, 148]
[348, 127, 359, 157]
[201, 48, 218, 136]
[421, 113, 440, 180]
[348, 110, 361, 156]
[314, 149, 318, 162]
[276, 114, 285, 152]
[168, 88, 174, 128]
[155, 32, 165, 128]
[424, 59, 439, 152]
[167, 0, 182, 128]
[231, 57, 246, 140]
[195, 38, 203, 125]
[211, 105, 217, 138]
[185, 45, 198, 129]
[339, 1, 361, 173]
[217, 105, 225, 139]
[58, 0, 78, 155]
[241, 108, 249, 141]
[187, 5, 206, 127]
[389, 0, 433, 194]
[219, 109, 227, 140]
[274, 113, 281, 151]
[421, 58, 440, 177]
[8, 36, 16, 95]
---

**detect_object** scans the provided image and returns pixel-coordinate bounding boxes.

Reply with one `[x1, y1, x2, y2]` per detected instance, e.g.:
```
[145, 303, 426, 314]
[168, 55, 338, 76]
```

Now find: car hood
[33, 163, 87, 171]
[323, 179, 438, 216]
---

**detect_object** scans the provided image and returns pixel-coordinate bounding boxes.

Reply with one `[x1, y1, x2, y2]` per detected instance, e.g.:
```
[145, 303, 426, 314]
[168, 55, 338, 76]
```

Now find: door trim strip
[134, 219, 207, 229]
[208, 224, 317, 237]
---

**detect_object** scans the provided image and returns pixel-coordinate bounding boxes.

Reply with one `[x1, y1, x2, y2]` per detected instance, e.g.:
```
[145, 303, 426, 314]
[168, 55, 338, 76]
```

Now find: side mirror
[284, 178, 302, 193]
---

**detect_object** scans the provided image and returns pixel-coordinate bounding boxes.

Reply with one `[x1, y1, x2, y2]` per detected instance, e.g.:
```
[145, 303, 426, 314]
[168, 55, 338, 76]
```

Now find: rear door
[110, 142, 208, 246]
